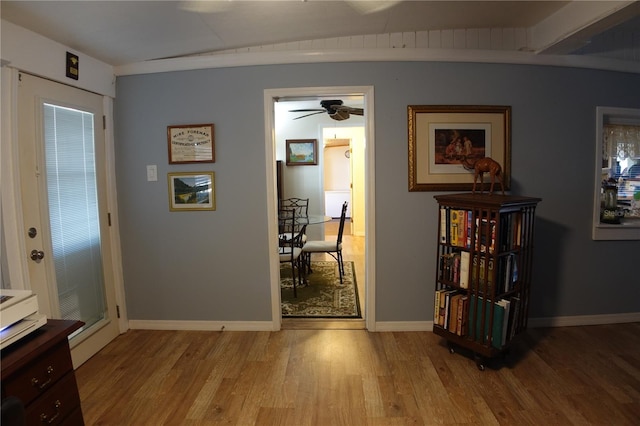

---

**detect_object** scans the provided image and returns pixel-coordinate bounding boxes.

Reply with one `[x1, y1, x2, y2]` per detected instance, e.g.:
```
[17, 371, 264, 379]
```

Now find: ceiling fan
[289, 100, 364, 121]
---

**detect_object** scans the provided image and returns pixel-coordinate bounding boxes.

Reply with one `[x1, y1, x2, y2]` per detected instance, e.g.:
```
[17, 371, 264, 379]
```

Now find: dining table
[278, 214, 332, 247]
[296, 214, 332, 226]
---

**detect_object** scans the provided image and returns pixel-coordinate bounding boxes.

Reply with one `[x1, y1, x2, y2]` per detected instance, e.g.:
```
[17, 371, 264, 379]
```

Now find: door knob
[30, 250, 45, 261]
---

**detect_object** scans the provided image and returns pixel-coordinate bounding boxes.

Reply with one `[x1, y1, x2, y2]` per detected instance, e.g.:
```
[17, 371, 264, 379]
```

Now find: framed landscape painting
[168, 172, 215, 211]
[286, 139, 318, 166]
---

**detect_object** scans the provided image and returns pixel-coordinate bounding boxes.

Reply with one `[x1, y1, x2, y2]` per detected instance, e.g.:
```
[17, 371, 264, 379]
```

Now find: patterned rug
[280, 260, 361, 318]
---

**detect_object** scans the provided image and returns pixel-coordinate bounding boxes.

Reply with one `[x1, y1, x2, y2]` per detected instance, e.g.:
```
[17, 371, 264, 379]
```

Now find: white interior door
[18, 72, 119, 367]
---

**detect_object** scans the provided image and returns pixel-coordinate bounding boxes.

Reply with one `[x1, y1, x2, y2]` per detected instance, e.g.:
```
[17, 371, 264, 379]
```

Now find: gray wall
[115, 61, 640, 322]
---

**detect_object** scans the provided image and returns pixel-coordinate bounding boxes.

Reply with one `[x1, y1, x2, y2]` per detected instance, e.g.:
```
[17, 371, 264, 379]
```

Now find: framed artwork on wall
[168, 172, 215, 211]
[408, 105, 511, 191]
[167, 123, 215, 164]
[286, 139, 318, 166]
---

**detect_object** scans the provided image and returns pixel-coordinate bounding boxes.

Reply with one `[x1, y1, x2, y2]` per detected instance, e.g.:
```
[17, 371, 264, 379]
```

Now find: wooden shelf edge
[1, 319, 84, 378]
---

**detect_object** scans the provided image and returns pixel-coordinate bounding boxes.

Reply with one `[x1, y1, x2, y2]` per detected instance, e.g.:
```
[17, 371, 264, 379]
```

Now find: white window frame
[592, 106, 640, 240]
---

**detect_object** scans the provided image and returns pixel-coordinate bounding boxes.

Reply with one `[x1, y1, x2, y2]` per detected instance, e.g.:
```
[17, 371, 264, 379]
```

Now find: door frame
[263, 86, 376, 331]
[0, 68, 128, 359]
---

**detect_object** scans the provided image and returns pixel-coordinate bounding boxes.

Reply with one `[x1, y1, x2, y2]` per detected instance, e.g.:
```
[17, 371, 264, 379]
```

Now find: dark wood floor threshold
[281, 318, 366, 330]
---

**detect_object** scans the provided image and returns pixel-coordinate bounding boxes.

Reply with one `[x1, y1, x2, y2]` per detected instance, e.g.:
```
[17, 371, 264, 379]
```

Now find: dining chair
[302, 201, 348, 283]
[278, 208, 305, 297]
[279, 197, 309, 218]
[280, 197, 309, 246]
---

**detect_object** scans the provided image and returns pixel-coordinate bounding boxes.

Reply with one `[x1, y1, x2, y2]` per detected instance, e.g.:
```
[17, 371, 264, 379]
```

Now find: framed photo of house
[408, 105, 511, 191]
[168, 172, 215, 211]
[286, 139, 318, 166]
[167, 123, 215, 164]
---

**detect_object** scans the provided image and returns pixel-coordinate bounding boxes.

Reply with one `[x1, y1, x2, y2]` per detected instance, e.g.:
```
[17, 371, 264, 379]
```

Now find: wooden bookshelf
[433, 193, 541, 370]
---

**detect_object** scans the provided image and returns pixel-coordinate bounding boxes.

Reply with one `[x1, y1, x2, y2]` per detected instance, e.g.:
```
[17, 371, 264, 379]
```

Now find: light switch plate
[146, 165, 157, 181]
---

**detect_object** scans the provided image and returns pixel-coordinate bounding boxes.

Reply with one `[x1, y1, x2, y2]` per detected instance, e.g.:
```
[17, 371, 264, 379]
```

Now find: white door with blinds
[18, 72, 119, 367]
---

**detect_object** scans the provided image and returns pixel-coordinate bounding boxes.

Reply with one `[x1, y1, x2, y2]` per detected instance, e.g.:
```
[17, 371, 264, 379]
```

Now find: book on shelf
[450, 210, 459, 246]
[448, 209, 470, 247]
[442, 289, 459, 328]
[456, 295, 469, 336]
[457, 210, 467, 248]
[440, 207, 448, 244]
[514, 214, 522, 247]
[438, 288, 451, 326]
[452, 254, 460, 283]
[459, 251, 470, 289]
[448, 293, 463, 333]
[475, 217, 496, 254]
[499, 212, 523, 251]
[507, 296, 521, 340]
[439, 252, 462, 284]
[496, 299, 511, 347]
[471, 255, 495, 293]
[501, 253, 518, 292]
[434, 289, 447, 323]
[439, 253, 450, 282]
[468, 294, 506, 349]
[466, 211, 473, 249]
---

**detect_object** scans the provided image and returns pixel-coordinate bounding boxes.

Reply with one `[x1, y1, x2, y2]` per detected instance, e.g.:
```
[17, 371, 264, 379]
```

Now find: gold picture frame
[167, 123, 215, 164]
[408, 105, 511, 191]
[168, 172, 215, 211]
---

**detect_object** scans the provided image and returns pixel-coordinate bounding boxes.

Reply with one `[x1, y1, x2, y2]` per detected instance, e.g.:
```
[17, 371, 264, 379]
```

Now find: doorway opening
[264, 86, 376, 331]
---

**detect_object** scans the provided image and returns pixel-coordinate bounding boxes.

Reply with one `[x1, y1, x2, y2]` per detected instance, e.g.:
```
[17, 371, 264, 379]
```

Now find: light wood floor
[75, 322, 640, 425]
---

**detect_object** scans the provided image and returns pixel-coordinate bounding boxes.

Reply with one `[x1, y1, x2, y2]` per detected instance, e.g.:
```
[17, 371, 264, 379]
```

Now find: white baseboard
[527, 312, 640, 328]
[375, 312, 640, 332]
[128, 312, 640, 334]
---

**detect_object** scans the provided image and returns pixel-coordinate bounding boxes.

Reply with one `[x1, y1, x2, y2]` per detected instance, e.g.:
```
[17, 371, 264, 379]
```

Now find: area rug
[281, 260, 361, 318]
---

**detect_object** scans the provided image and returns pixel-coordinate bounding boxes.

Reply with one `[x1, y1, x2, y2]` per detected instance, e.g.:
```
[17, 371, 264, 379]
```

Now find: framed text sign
[167, 123, 215, 164]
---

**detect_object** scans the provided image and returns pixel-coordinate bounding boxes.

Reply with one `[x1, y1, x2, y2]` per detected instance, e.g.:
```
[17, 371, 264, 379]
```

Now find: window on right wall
[592, 106, 640, 240]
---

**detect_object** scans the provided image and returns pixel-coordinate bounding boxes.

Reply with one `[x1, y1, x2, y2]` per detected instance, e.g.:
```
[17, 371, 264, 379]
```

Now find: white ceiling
[1, 1, 639, 67]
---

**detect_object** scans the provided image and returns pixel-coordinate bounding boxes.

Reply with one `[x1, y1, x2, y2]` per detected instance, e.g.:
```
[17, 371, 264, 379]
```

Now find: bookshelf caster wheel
[474, 355, 486, 371]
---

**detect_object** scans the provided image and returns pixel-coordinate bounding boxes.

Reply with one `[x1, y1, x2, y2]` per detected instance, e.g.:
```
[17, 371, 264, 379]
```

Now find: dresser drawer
[3, 340, 73, 406]
[24, 372, 82, 426]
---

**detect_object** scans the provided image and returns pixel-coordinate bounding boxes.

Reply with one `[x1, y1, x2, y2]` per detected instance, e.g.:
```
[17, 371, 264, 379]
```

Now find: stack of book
[434, 290, 521, 349]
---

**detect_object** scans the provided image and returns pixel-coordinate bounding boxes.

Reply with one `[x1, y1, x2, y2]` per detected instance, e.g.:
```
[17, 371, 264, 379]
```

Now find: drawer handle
[31, 365, 54, 389]
[39, 399, 62, 424]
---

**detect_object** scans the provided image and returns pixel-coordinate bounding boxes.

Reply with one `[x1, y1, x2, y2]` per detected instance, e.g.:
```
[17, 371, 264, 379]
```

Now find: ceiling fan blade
[292, 111, 326, 120]
[289, 109, 325, 113]
[332, 105, 364, 116]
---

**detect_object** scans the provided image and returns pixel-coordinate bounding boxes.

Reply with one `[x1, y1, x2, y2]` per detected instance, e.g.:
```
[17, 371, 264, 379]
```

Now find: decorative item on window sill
[601, 178, 621, 224]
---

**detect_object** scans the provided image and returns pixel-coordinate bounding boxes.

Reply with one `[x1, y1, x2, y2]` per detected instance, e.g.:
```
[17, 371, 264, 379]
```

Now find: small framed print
[168, 123, 215, 164]
[286, 139, 318, 166]
[168, 172, 215, 211]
